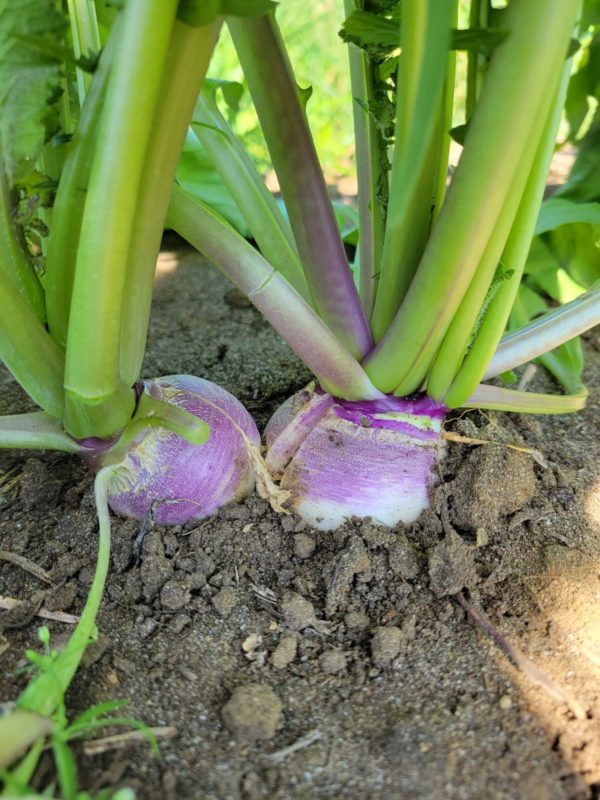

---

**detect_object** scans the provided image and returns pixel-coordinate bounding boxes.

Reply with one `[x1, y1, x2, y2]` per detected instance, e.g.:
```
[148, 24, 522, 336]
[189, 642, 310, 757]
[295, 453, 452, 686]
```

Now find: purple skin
[85, 375, 259, 525]
[265, 385, 446, 530]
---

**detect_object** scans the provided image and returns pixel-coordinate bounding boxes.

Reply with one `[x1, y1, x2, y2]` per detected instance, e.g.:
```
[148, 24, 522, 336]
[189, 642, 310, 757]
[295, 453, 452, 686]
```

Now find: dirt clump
[221, 683, 283, 743]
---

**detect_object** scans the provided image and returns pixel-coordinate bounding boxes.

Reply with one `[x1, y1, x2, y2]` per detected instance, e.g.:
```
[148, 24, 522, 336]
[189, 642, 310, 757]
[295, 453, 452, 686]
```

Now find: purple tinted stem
[227, 14, 372, 360]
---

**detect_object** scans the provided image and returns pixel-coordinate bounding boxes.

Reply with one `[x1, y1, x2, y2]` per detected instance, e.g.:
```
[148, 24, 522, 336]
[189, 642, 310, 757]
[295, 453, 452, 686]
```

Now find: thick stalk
[363, 0, 579, 395]
[482, 283, 600, 380]
[443, 53, 576, 407]
[426, 53, 565, 401]
[0, 412, 82, 452]
[0, 167, 45, 322]
[190, 94, 310, 301]
[370, 0, 454, 342]
[45, 21, 118, 347]
[168, 186, 381, 401]
[63, 0, 179, 439]
[0, 269, 64, 417]
[119, 19, 222, 387]
[228, 14, 372, 359]
[464, 384, 588, 414]
[344, 0, 385, 318]
[67, 0, 101, 102]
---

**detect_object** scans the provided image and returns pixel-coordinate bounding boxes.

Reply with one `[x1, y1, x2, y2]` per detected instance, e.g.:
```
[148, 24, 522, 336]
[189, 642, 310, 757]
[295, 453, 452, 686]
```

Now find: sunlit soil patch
[154, 250, 180, 279]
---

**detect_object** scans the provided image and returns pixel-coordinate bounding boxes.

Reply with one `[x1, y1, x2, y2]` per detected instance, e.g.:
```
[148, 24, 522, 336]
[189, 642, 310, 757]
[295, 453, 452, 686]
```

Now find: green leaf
[556, 120, 600, 203]
[449, 122, 468, 145]
[564, 32, 600, 139]
[175, 130, 250, 236]
[202, 78, 245, 113]
[535, 197, 600, 234]
[333, 200, 360, 247]
[66, 700, 129, 734]
[296, 83, 313, 113]
[0, 0, 68, 180]
[451, 27, 508, 57]
[339, 10, 506, 56]
[510, 284, 584, 393]
[547, 221, 600, 289]
[52, 736, 78, 800]
[339, 11, 399, 49]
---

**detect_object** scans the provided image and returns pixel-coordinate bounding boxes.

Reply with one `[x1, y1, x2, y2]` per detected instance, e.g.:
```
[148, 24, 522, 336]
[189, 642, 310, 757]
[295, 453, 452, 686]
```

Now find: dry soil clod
[221, 683, 283, 743]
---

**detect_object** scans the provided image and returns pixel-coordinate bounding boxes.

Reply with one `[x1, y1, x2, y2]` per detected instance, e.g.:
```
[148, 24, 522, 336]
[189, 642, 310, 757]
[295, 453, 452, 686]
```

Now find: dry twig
[0, 550, 53, 585]
[82, 726, 178, 756]
[0, 595, 79, 624]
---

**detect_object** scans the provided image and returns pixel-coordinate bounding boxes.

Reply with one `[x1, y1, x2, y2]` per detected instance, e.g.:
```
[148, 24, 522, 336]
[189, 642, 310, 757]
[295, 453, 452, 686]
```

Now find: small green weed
[1, 628, 157, 800]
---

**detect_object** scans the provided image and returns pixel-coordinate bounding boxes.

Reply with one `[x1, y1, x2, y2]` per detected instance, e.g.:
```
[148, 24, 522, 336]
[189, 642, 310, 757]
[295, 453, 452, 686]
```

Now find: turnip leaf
[0, 0, 67, 180]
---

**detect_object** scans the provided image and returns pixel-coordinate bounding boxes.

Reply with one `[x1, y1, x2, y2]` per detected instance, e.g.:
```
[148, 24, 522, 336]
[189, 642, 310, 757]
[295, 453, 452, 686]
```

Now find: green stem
[426, 57, 564, 401]
[0, 412, 82, 452]
[370, 0, 454, 341]
[2, 470, 113, 782]
[344, 0, 385, 319]
[482, 282, 600, 380]
[118, 19, 222, 387]
[63, 0, 179, 439]
[363, 0, 579, 395]
[442, 48, 576, 408]
[370, 0, 455, 342]
[464, 384, 588, 414]
[0, 166, 45, 322]
[190, 91, 310, 301]
[45, 20, 118, 348]
[0, 268, 65, 417]
[67, 0, 101, 103]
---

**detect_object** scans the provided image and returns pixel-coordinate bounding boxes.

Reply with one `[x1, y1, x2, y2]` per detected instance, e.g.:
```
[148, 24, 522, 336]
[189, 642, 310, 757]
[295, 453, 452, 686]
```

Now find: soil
[1, 241, 600, 800]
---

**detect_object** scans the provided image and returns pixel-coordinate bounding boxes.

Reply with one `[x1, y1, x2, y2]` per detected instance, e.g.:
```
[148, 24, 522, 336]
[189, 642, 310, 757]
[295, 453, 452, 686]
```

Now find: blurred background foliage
[210, 0, 357, 181]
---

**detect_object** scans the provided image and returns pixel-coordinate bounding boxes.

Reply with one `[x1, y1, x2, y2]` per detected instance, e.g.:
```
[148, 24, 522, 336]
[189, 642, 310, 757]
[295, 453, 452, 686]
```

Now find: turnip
[82, 375, 260, 525]
[264, 385, 446, 530]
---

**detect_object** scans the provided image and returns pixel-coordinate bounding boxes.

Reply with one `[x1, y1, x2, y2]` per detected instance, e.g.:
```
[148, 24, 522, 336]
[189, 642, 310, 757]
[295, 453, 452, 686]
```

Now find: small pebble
[319, 649, 347, 675]
[170, 614, 192, 634]
[242, 634, 266, 664]
[138, 618, 159, 640]
[344, 610, 370, 631]
[388, 535, 420, 579]
[160, 578, 192, 611]
[499, 695, 512, 710]
[221, 683, 282, 742]
[371, 626, 402, 667]
[280, 591, 318, 631]
[293, 533, 316, 559]
[212, 587, 237, 617]
[271, 632, 298, 669]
